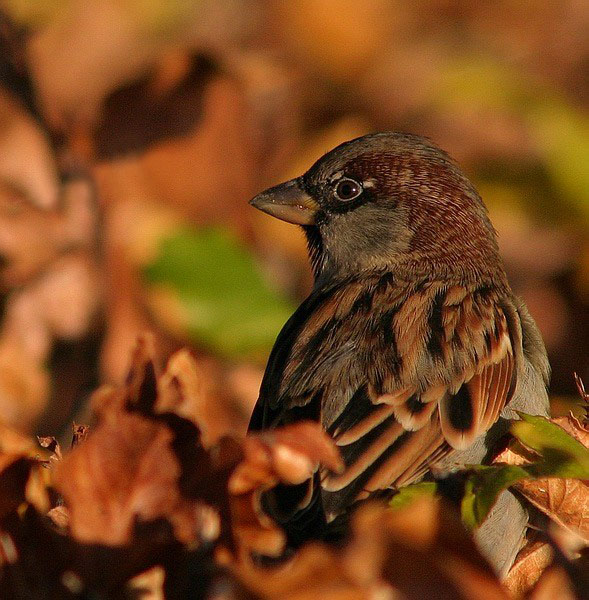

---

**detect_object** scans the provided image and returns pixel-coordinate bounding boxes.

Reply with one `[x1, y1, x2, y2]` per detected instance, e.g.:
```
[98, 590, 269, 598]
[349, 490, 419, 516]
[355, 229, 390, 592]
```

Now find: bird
[248, 132, 550, 575]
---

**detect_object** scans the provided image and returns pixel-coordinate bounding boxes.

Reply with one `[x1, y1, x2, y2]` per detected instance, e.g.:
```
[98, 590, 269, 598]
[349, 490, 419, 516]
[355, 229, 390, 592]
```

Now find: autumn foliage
[0, 336, 587, 599]
[0, 2, 587, 598]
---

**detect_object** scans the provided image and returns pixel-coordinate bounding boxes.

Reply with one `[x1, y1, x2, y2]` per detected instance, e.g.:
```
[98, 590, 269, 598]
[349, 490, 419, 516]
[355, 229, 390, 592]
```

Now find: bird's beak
[249, 178, 319, 225]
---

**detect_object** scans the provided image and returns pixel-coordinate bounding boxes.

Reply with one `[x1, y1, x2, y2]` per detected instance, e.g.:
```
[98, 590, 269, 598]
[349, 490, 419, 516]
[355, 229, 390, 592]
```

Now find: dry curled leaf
[71, 423, 89, 448]
[225, 421, 343, 561]
[52, 335, 221, 552]
[503, 540, 553, 598]
[516, 478, 589, 544]
[157, 348, 214, 446]
[552, 413, 589, 448]
[527, 565, 577, 600]
[493, 413, 589, 544]
[46, 505, 69, 530]
[0, 335, 244, 598]
[36, 435, 60, 456]
[232, 498, 509, 600]
[55, 410, 201, 546]
[128, 566, 165, 600]
[373, 499, 508, 600]
[234, 541, 374, 600]
[229, 422, 343, 496]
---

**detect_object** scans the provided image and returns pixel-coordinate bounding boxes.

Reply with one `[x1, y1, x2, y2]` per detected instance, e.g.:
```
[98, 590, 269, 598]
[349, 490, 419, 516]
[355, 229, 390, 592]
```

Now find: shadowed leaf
[462, 412, 589, 528]
[461, 464, 529, 529]
[512, 412, 589, 478]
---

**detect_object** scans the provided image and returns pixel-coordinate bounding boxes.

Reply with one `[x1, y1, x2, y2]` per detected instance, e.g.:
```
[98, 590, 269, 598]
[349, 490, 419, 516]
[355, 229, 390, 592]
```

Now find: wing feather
[439, 309, 514, 450]
[319, 282, 517, 500]
[334, 403, 396, 446]
[249, 273, 519, 534]
[323, 418, 405, 492]
[360, 420, 447, 493]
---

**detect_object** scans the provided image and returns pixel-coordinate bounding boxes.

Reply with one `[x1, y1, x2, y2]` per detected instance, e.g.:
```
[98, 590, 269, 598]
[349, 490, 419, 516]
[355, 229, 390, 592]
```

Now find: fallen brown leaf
[55, 410, 199, 546]
[71, 423, 89, 448]
[53, 335, 227, 553]
[233, 542, 374, 600]
[552, 413, 589, 448]
[227, 421, 343, 560]
[46, 506, 69, 530]
[527, 565, 577, 600]
[128, 566, 165, 600]
[493, 413, 589, 545]
[37, 436, 61, 459]
[157, 348, 215, 447]
[515, 479, 589, 544]
[232, 498, 509, 600]
[375, 500, 507, 600]
[503, 540, 553, 598]
[229, 422, 343, 496]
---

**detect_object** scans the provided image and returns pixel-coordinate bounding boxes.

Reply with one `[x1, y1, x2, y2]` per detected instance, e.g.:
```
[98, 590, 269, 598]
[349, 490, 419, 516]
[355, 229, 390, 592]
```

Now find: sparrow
[248, 132, 550, 574]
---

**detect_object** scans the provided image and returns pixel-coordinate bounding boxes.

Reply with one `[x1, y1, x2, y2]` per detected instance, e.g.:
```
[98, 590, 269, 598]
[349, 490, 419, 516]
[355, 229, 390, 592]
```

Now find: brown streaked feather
[445, 285, 469, 305]
[360, 420, 447, 494]
[373, 387, 415, 406]
[253, 272, 518, 526]
[439, 387, 478, 450]
[480, 350, 515, 431]
[420, 383, 448, 404]
[334, 403, 396, 446]
[392, 282, 441, 382]
[394, 439, 453, 488]
[439, 310, 514, 450]
[318, 283, 517, 499]
[443, 305, 461, 343]
[322, 420, 405, 492]
[391, 394, 438, 431]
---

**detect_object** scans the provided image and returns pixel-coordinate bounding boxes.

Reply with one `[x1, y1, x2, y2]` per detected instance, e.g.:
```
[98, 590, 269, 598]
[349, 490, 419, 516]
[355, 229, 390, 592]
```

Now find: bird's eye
[334, 178, 362, 201]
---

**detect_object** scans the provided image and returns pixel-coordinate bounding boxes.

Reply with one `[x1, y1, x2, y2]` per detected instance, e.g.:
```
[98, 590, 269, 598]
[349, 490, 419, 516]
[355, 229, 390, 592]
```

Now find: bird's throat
[302, 225, 325, 280]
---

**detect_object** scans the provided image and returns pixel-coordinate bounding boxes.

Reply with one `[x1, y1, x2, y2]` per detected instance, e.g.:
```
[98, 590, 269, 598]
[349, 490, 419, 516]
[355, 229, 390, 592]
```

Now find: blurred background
[0, 0, 586, 443]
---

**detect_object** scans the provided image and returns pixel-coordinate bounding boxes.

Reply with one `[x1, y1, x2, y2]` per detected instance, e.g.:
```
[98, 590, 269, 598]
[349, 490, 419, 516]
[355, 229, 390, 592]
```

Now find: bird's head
[250, 132, 502, 285]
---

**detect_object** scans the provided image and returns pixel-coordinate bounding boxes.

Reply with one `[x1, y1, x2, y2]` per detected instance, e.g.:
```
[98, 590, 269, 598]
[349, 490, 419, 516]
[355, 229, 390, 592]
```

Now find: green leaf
[143, 226, 296, 360]
[512, 412, 589, 479]
[388, 482, 438, 510]
[461, 412, 589, 529]
[461, 465, 529, 530]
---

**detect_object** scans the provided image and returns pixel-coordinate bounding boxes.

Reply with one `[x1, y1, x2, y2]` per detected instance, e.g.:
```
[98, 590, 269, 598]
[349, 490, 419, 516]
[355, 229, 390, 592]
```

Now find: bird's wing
[320, 278, 517, 515]
[249, 272, 517, 523]
[248, 282, 338, 432]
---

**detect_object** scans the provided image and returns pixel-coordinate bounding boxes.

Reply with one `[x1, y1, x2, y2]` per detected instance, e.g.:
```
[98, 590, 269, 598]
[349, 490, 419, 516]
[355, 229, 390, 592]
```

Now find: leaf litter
[0, 337, 586, 598]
